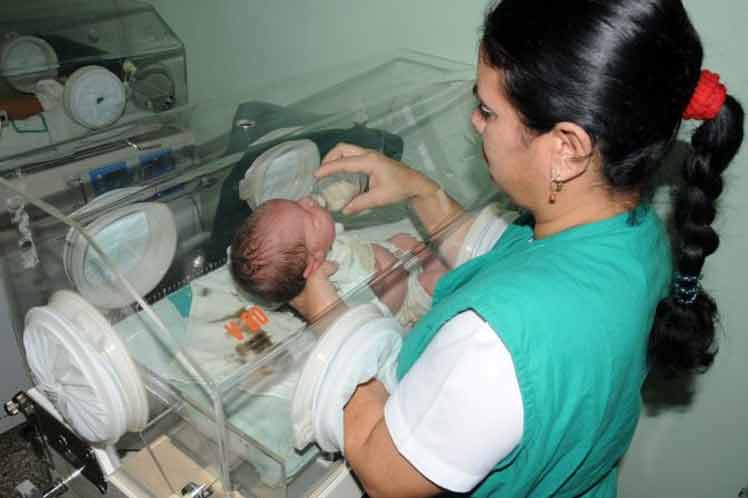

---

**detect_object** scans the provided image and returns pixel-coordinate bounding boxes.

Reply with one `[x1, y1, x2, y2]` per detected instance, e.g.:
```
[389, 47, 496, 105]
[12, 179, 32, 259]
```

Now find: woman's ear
[550, 121, 595, 183]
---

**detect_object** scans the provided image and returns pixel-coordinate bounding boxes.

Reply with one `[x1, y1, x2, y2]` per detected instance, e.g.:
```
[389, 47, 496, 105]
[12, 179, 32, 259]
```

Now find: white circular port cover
[238, 139, 320, 209]
[64, 201, 177, 309]
[0, 35, 59, 93]
[291, 303, 385, 450]
[52, 290, 149, 431]
[24, 290, 149, 445]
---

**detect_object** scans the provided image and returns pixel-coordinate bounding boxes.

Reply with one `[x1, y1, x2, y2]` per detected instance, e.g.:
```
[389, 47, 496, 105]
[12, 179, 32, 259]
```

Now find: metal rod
[42, 467, 84, 498]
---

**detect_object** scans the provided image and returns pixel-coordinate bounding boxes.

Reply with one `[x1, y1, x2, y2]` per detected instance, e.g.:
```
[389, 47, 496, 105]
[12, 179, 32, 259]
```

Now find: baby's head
[230, 197, 335, 304]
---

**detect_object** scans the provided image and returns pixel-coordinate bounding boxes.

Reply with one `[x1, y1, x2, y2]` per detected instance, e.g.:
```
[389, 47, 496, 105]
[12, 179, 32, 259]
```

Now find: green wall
[620, 3, 748, 497]
[150, 1, 748, 496]
[150, 0, 487, 104]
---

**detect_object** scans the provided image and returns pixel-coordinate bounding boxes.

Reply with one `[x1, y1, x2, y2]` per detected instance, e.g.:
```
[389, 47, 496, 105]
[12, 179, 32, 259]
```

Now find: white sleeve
[455, 204, 519, 266]
[384, 310, 523, 493]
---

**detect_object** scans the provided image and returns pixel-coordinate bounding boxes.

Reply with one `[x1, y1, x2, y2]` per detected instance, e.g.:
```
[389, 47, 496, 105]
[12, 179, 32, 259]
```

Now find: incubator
[0, 0, 189, 213]
[1, 48, 508, 498]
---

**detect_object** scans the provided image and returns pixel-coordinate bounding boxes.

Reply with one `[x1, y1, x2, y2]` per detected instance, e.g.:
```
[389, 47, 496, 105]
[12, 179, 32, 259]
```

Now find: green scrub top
[397, 205, 671, 497]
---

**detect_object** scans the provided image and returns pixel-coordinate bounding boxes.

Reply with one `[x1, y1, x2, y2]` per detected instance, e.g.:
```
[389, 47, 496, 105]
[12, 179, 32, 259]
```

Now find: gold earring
[549, 175, 563, 204]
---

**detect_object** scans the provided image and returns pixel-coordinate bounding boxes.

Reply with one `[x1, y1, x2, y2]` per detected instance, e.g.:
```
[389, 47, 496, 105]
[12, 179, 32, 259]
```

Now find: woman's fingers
[317, 152, 375, 178]
[320, 142, 368, 165]
[341, 190, 385, 215]
[316, 141, 427, 213]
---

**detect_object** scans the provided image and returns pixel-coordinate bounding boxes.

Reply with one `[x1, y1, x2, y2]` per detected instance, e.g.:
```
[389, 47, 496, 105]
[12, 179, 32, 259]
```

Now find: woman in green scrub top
[291, 1, 745, 497]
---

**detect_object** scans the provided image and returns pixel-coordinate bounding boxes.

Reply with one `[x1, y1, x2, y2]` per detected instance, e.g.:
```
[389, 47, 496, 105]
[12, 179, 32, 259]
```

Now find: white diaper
[393, 268, 433, 328]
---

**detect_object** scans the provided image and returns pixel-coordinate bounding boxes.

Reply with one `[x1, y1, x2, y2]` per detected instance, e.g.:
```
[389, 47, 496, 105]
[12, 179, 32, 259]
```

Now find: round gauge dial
[131, 64, 176, 112]
[63, 65, 126, 129]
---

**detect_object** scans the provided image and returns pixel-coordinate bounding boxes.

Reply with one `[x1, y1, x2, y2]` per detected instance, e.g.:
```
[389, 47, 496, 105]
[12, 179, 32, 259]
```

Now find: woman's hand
[318, 143, 439, 215]
[320, 142, 467, 271]
[290, 261, 341, 322]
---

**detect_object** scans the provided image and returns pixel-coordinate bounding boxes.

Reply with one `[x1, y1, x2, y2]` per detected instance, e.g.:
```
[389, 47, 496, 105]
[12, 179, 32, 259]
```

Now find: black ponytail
[648, 95, 744, 376]
[481, 0, 745, 377]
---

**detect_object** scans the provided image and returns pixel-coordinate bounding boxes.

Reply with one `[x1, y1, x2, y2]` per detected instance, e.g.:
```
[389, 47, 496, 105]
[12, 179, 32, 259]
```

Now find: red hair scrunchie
[683, 69, 727, 121]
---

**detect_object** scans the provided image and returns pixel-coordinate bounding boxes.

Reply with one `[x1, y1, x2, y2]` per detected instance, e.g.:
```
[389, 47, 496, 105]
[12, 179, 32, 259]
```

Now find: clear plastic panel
[0, 176, 249, 495]
[0, 52, 516, 497]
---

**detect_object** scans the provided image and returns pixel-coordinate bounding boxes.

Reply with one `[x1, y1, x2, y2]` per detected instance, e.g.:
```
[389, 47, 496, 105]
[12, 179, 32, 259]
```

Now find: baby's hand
[290, 261, 340, 322]
[316, 260, 339, 279]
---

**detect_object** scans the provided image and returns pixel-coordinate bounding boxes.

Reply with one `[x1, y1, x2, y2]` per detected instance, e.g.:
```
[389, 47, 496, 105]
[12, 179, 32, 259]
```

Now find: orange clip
[240, 305, 269, 333]
[224, 320, 244, 341]
[250, 305, 269, 325]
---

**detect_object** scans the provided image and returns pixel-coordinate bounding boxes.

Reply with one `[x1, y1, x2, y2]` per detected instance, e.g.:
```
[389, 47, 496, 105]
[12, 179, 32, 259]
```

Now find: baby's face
[280, 196, 336, 255]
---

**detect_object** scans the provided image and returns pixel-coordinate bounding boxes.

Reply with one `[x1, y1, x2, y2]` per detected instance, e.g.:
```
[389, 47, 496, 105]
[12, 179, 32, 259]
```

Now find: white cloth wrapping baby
[327, 225, 379, 296]
[327, 224, 432, 327]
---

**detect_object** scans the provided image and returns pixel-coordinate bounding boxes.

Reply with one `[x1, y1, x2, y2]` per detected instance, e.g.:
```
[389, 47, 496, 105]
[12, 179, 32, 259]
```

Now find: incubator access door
[2, 51, 506, 498]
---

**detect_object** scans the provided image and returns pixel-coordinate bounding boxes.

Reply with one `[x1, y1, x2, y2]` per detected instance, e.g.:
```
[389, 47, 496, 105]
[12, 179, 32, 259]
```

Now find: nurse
[291, 1, 745, 496]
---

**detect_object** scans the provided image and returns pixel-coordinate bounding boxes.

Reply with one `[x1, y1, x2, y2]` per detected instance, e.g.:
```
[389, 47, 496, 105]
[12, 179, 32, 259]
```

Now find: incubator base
[16, 387, 364, 498]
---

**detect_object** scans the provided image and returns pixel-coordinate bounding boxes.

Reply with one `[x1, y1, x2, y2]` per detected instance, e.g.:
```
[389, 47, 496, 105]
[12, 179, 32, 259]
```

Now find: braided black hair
[649, 95, 744, 376]
[482, 0, 744, 377]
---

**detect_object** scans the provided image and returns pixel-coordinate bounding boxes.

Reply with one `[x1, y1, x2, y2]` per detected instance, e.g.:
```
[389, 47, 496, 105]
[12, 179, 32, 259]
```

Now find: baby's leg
[369, 243, 408, 314]
[418, 269, 444, 296]
[388, 233, 448, 286]
[369, 234, 449, 317]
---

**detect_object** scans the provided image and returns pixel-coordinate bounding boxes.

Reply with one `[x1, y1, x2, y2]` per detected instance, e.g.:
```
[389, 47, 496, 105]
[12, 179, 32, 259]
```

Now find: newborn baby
[229, 197, 446, 327]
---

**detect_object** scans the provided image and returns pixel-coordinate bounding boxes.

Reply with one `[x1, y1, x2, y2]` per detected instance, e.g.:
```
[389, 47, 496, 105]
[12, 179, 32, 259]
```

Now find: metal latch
[181, 481, 213, 498]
